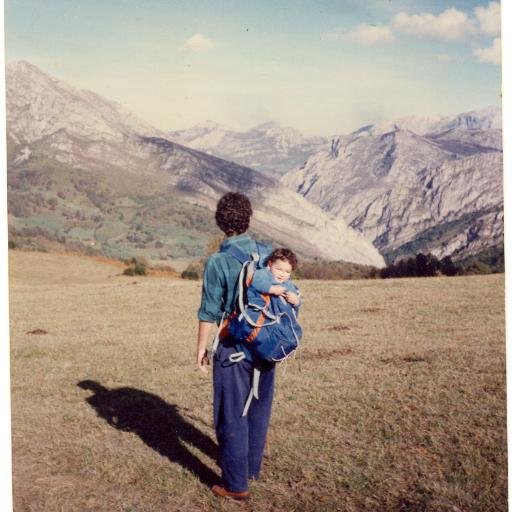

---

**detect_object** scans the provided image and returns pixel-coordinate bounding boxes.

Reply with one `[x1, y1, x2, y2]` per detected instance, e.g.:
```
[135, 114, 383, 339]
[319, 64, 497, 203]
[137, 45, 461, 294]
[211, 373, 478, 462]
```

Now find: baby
[250, 248, 301, 307]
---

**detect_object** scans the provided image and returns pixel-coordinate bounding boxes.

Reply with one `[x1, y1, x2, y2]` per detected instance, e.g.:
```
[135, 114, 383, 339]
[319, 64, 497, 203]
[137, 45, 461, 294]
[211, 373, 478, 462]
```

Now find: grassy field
[8, 250, 507, 511]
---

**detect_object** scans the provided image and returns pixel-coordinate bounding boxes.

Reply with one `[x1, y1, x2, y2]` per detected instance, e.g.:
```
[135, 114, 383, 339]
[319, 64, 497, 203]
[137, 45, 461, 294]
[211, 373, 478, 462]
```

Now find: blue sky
[5, 0, 502, 135]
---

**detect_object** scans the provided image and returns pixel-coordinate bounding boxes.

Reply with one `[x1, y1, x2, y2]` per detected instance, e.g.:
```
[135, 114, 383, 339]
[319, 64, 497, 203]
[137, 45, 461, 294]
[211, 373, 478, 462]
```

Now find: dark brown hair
[215, 192, 253, 236]
[267, 248, 298, 271]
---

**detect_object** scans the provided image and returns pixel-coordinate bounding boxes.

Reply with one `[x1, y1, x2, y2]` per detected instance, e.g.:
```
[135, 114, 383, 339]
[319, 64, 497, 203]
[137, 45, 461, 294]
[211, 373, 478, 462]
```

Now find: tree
[405, 257, 417, 276]
[416, 253, 439, 277]
[439, 255, 458, 276]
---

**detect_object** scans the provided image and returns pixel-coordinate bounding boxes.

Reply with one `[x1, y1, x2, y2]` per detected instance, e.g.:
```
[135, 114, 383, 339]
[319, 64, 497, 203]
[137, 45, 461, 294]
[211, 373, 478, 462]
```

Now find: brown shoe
[212, 485, 250, 500]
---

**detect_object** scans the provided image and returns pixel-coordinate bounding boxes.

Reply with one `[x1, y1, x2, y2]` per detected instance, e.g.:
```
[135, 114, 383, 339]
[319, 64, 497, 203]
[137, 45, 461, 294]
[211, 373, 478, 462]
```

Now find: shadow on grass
[77, 380, 219, 487]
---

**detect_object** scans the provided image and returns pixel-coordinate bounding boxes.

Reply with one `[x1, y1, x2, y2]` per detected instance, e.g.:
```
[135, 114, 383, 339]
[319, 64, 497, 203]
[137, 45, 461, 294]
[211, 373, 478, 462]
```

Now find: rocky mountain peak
[252, 121, 280, 132]
[169, 119, 329, 176]
[6, 60, 162, 145]
[438, 107, 502, 132]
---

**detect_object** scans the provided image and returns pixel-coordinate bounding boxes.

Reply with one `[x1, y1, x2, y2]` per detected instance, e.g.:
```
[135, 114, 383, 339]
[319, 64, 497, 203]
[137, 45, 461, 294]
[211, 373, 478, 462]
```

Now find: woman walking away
[196, 192, 274, 500]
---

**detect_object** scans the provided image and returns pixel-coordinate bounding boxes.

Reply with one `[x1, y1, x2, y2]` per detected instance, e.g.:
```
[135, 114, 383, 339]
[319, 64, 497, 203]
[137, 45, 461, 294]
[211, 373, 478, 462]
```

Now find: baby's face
[268, 258, 292, 283]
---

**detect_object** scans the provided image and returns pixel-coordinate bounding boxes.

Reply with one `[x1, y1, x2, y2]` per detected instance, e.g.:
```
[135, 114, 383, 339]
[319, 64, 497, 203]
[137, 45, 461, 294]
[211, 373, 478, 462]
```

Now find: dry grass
[8, 250, 507, 511]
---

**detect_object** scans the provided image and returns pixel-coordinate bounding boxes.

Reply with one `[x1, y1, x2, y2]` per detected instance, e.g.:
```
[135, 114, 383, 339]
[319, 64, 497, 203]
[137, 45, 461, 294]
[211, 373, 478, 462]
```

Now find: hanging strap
[222, 351, 260, 417]
[228, 351, 246, 363]
[241, 366, 261, 417]
[253, 367, 261, 399]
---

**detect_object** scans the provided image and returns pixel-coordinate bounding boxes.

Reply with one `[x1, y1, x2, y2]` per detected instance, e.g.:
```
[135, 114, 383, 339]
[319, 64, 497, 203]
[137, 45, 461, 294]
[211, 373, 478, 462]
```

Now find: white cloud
[343, 24, 395, 46]
[392, 8, 477, 41]
[473, 37, 501, 64]
[322, 2, 502, 67]
[179, 34, 215, 53]
[474, 2, 501, 37]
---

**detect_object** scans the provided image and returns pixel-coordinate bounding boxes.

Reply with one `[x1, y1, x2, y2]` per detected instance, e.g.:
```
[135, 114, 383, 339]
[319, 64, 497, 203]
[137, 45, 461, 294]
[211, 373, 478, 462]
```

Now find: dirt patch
[304, 347, 353, 360]
[380, 353, 431, 364]
[325, 324, 351, 332]
[402, 354, 429, 363]
[26, 329, 48, 335]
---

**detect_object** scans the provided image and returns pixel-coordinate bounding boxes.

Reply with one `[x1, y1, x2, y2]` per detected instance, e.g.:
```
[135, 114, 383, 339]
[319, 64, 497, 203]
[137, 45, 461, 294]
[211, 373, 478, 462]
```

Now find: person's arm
[196, 256, 224, 374]
[197, 321, 215, 374]
[252, 268, 286, 295]
[268, 284, 287, 296]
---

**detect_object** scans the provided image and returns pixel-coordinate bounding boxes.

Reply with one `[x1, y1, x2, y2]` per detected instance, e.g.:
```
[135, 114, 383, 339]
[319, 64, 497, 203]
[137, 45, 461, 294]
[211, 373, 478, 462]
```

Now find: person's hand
[268, 285, 287, 296]
[197, 348, 210, 374]
[284, 291, 300, 306]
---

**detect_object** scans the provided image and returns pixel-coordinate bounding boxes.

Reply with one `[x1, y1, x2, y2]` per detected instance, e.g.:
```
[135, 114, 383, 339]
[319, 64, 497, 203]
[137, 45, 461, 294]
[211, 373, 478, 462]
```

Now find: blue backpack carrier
[211, 243, 302, 416]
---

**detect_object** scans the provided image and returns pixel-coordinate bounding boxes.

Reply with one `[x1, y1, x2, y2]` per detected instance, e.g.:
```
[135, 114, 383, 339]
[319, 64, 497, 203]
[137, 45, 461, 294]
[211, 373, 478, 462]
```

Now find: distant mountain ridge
[282, 107, 503, 262]
[169, 121, 328, 176]
[362, 107, 501, 137]
[6, 61, 384, 267]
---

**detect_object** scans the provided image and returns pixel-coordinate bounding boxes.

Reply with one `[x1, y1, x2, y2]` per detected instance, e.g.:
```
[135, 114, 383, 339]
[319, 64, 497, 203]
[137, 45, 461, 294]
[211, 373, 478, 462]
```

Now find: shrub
[181, 270, 200, 280]
[123, 257, 147, 276]
[181, 262, 203, 280]
[381, 252, 461, 279]
[134, 262, 147, 275]
[123, 263, 147, 276]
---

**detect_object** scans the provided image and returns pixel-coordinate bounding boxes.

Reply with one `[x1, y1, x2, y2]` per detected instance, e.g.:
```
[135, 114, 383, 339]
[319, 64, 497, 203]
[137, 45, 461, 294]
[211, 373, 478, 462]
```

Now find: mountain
[364, 107, 502, 137]
[282, 108, 503, 262]
[169, 121, 328, 176]
[6, 61, 385, 267]
[7, 61, 161, 144]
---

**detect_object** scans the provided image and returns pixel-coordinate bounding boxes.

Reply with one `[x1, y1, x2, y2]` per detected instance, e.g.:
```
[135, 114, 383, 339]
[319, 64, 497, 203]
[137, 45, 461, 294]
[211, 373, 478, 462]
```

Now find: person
[250, 247, 301, 309]
[196, 192, 275, 500]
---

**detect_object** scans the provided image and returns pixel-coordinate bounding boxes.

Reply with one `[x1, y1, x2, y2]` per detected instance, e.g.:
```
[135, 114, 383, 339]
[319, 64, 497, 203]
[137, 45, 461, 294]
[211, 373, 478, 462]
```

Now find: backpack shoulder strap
[221, 242, 267, 265]
[220, 244, 250, 264]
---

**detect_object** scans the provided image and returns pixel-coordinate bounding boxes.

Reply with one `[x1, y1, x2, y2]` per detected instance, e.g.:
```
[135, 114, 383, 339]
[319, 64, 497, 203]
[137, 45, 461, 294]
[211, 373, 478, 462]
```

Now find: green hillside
[7, 148, 219, 260]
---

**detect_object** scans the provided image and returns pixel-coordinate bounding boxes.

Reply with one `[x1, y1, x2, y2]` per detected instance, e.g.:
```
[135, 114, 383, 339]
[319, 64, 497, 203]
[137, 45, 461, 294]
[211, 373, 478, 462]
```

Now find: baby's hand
[284, 291, 300, 306]
[268, 285, 287, 296]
